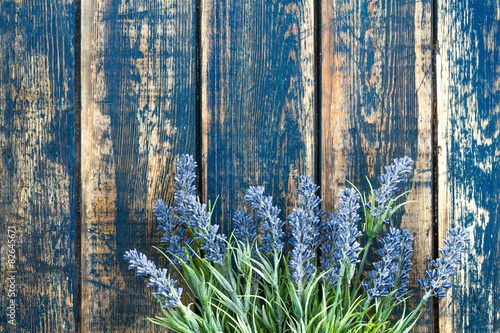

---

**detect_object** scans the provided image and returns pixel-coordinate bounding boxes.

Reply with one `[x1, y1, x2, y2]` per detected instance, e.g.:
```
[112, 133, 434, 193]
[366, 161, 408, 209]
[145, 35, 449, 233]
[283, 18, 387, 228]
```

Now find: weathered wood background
[0, 0, 498, 332]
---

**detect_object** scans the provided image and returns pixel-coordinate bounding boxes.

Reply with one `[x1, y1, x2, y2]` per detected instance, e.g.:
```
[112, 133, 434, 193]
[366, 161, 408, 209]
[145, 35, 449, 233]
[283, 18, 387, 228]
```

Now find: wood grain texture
[321, 0, 434, 331]
[81, 0, 197, 331]
[0, 0, 76, 332]
[437, 0, 500, 332]
[201, 0, 316, 233]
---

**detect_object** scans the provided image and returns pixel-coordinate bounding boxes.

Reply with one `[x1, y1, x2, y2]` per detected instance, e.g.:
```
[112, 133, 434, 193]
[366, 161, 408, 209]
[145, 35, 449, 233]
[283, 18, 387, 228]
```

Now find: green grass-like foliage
[124, 155, 469, 333]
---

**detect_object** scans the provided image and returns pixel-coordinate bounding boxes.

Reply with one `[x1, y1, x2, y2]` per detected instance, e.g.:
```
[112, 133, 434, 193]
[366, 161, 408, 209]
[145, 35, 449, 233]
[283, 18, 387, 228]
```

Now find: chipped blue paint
[439, 0, 500, 331]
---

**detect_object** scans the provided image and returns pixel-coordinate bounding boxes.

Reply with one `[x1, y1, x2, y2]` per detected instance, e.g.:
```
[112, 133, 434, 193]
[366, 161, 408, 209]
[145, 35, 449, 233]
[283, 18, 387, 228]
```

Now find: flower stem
[352, 237, 373, 299]
[273, 248, 284, 333]
[397, 291, 432, 332]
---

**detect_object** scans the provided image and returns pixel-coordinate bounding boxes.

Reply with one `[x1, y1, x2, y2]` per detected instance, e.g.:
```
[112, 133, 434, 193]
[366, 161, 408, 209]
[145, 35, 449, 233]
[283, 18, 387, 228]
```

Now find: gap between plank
[195, 0, 203, 202]
[314, 0, 322, 199]
[431, 0, 439, 331]
[314, 0, 324, 302]
[74, 0, 82, 331]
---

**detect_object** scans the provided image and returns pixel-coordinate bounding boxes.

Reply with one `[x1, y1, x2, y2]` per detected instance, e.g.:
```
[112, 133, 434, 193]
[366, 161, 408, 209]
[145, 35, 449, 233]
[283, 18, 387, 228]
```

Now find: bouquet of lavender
[124, 155, 469, 333]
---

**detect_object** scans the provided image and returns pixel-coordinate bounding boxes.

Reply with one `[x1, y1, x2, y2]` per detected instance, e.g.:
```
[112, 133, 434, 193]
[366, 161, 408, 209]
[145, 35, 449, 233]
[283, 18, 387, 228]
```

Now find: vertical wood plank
[201, 0, 316, 232]
[437, 0, 500, 332]
[321, 0, 434, 331]
[81, 0, 197, 331]
[0, 0, 76, 332]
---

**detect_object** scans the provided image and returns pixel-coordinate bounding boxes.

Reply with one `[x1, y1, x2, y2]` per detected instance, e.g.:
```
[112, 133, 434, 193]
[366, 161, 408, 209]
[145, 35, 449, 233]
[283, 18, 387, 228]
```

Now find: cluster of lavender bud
[366, 157, 413, 225]
[287, 176, 324, 283]
[172, 155, 198, 226]
[362, 228, 414, 299]
[288, 209, 317, 282]
[197, 224, 227, 264]
[154, 200, 191, 265]
[418, 226, 469, 297]
[124, 154, 469, 317]
[297, 176, 323, 213]
[296, 175, 326, 242]
[158, 155, 227, 264]
[233, 210, 257, 245]
[124, 250, 182, 309]
[245, 186, 286, 254]
[124, 155, 228, 309]
[319, 188, 363, 287]
[284, 179, 364, 288]
[394, 228, 414, 300]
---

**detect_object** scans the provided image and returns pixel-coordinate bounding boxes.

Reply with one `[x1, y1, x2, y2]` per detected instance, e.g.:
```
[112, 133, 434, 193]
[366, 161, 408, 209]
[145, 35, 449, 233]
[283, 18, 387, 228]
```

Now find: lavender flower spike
[337, 187, 362, 226]
[154, 199, 191, 265]
[195, 224, 228, 264]
[233, 210, 257, 245]
[394, 228, 414, 300]
[154, 155, 227, 265]
[320, 188, 362, 287]
[185, 197, 228, 264]
[288, 209, 317, 282]
[245, 186, 285, 254]
[362, 227, 413, 299]
[296, 175, 325, 248]
[418, 226, 470, 297]
[124, 249, 182, 308]
[297, 175, 325, 219]
[366, 156, 414, 225]
[173, 154, 197, 196]
[173, 154, 198, 227]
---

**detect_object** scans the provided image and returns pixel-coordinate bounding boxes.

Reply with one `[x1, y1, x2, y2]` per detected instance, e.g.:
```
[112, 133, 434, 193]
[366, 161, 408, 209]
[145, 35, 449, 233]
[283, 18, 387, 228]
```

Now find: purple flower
[296, 175, 325, 248]
[366, 157, 414, 225]
[172, 155, 198, 227]
[320, 188, 362, 287]
[288, 209, 317, 282]
[362, 227, 413, 299]
[337, 188, 362, 227]
[154, 199, 191, 265]
[124, 249, 182, 308]
[394, 228, 414, 300]
[297, 175, 325, 219]
[151, 155, 227, 265]
[245, 186, 285, 254]
[194, 224, 228, 264]
[418, 226, 469, 297]
[233, 210, 257, 245]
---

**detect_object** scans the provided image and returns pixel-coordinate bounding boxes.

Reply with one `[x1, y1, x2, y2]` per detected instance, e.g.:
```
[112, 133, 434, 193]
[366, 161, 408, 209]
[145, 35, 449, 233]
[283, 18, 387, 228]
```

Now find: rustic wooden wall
[0, 0, 498, 332]
[437, 0, 499, 332]
[80, 0, 197, 332]
[0, 0, 77, 331]
[321, 0, 434, 331]
[201, 0, 316, 235]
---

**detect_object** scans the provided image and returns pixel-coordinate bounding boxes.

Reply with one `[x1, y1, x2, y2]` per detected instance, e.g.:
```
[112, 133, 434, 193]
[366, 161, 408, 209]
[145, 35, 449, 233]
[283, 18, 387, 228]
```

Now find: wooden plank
[321, 0, 434, 331]
[201, 0, 316, 233]
[0, 0, 76, 332]
[81, 0, 197, 331]
[437, 0, 500, 332]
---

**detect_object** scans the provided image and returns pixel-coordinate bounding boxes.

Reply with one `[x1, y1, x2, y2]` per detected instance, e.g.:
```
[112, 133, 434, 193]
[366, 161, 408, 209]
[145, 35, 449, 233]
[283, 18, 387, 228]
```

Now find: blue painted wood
[0, 0, 497, 332]
[81, 0, 197, 331]
[201, 0, 317, 235]
[321, 1, 434, 332]
[437, 0, 500, 331]
[0, 0, 76, 331]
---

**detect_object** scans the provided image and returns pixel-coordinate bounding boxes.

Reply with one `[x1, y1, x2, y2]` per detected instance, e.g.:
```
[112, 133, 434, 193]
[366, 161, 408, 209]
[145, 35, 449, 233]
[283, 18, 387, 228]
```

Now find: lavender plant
[124, 154, 469, 333]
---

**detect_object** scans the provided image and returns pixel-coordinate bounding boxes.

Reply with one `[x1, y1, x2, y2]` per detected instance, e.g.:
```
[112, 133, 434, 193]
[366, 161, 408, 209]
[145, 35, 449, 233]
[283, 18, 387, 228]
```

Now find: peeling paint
[0, 0, 77, 330]
[438, 0, 500, 331]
